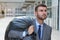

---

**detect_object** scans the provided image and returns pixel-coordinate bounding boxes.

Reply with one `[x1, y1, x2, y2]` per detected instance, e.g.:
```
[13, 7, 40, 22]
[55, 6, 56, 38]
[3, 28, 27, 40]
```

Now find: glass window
[15, 8, 26, 16]
[42, 0, 45, 4]
[47, 8, 52, 18]
[47, 0, 52, 7]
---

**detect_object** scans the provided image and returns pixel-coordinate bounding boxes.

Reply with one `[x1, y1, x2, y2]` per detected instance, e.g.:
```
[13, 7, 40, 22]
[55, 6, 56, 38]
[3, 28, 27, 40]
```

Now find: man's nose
[43, 11, 46, 14]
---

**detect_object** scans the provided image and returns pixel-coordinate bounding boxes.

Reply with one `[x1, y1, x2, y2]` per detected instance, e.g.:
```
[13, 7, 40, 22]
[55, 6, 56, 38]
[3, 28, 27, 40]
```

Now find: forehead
[38, 6, 47, 10]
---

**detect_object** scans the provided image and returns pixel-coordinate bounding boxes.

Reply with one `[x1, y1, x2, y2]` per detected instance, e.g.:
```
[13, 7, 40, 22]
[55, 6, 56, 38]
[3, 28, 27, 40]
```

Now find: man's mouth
[43, 14, 47, 17]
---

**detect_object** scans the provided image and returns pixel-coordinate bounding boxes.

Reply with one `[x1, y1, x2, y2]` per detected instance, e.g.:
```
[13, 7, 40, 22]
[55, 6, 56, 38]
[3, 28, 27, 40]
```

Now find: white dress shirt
[35, 19, 43, 38]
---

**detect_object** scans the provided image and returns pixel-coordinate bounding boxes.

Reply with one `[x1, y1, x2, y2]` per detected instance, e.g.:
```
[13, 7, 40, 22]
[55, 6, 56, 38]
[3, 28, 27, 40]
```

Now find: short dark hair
[35, 4, 47, 11]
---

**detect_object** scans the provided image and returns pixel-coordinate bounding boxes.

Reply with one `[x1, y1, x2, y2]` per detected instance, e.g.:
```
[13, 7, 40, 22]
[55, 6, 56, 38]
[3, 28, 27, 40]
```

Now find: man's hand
[28, 25, 34, 35]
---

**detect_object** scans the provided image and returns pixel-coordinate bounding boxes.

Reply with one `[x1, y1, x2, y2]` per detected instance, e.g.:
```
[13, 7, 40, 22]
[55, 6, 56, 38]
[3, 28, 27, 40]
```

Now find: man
[28, 4, 52, 40]
[5, 4, 52, 40]
[1, 10, 4, 17]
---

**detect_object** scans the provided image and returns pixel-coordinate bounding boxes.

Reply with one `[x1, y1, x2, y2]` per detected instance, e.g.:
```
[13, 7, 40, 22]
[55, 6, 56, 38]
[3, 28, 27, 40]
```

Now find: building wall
[0, 0, 59, 30]
[59, 0, 60, 31]
[52, 0, 58, 29]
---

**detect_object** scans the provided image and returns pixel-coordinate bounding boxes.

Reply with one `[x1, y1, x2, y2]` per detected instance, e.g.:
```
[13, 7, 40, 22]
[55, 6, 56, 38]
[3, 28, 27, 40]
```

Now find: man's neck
[37, 18, 44, 25]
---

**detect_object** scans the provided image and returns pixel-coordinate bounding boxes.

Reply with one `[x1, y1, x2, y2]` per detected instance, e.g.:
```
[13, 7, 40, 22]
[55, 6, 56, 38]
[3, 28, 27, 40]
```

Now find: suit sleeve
[48, 27, 52, 40]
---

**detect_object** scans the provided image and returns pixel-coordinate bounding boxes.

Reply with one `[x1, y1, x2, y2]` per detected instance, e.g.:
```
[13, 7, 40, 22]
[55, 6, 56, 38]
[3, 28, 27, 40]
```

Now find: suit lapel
[42, 23, 47, 40]
[33, 19, 39, 40]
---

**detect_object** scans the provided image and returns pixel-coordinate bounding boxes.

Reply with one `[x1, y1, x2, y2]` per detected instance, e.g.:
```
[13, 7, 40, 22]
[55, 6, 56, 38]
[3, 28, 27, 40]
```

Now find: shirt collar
[35, 19, 43, 27]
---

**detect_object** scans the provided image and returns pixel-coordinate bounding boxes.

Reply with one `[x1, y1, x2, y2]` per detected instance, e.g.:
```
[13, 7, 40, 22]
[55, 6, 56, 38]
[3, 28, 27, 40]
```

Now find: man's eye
[40, 10, 43, 12]
[45, 10, 47, 12]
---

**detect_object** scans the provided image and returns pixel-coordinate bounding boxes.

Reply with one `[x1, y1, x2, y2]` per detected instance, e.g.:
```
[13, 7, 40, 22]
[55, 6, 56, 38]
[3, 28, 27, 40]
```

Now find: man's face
[35, 6, 47, 20]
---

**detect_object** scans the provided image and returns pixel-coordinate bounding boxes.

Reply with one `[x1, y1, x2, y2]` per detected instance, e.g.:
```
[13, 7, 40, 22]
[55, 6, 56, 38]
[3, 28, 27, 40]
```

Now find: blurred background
[0, 0, 60, 40]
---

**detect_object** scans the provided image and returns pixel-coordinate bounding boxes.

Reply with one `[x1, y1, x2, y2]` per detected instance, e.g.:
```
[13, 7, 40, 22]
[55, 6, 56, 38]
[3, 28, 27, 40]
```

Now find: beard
[37, 14, 47, 20]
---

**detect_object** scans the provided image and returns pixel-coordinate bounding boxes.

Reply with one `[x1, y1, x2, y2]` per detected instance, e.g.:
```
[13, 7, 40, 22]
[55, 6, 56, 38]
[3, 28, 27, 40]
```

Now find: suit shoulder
[47, 25, 52, 29]
[48, 25, 52, 31]
[45, 23, 52, 30]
